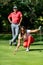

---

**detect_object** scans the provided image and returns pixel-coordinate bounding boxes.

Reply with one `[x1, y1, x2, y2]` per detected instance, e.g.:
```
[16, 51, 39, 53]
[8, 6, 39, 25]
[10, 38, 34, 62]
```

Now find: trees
[0, 0, 43, 33]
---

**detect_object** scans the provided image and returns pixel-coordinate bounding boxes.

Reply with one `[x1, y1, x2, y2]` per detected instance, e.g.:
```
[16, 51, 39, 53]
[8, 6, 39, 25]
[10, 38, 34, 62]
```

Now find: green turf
[0, 40, 43, 65]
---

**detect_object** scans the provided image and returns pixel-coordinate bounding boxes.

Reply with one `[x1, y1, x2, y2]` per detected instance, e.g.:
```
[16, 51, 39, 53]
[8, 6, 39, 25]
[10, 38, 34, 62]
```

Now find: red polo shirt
[8, 11, 22, 24]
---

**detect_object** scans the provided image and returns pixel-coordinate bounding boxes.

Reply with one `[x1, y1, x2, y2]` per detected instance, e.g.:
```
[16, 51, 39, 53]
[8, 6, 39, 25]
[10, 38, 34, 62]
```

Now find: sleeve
[26, 30, 31, 33]
[19, 12, 22, 17]
[8, 13, 12, 19]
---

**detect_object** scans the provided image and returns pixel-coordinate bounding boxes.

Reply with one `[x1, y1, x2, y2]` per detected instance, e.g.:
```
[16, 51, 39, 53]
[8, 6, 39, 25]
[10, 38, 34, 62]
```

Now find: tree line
[0, 0, 43, 33]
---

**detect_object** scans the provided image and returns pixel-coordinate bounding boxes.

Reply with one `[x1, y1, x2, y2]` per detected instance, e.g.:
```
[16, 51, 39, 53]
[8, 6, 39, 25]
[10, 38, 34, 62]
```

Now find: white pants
[11, 23, 19, 42]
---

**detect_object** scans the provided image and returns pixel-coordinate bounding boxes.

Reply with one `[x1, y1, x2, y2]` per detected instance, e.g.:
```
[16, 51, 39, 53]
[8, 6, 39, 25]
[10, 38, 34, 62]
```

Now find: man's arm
[19, 16, 22, 26]
[8, 17, 12, 23]
[8, 13, 12, 23]
[18, 12, 22, 26]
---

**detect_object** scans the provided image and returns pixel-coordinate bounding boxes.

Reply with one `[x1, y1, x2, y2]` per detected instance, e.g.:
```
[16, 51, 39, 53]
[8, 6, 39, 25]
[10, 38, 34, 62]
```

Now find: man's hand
[18, 23, 20, 26]
[10, 21, 12, 23]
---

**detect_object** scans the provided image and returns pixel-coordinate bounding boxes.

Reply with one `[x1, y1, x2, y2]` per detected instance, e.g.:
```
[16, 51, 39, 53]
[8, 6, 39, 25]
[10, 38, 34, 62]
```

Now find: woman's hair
[20, 26, 25, 30]
[20, 26, 26, 37]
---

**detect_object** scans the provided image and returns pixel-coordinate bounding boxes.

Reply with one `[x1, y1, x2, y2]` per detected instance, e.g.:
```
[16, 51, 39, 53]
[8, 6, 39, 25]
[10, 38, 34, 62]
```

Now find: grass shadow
[16, 48, 43, 52]
[32, 44, 43, 46]
[30, 49, 43, 51]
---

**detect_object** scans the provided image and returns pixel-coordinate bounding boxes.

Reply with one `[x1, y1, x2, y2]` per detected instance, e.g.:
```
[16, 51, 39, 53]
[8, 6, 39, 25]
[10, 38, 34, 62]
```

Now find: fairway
[0, 40, 43, 65]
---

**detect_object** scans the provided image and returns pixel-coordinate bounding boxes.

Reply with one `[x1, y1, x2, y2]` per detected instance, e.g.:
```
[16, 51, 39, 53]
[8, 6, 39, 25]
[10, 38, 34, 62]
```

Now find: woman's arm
[27, 26, 41, 33]
[30, 29, 39, 33]
[15, 34, 21, 51]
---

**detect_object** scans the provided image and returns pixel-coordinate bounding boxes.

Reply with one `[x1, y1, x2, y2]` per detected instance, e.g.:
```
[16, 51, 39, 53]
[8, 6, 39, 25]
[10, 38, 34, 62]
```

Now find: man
[8, 5, 22, 46]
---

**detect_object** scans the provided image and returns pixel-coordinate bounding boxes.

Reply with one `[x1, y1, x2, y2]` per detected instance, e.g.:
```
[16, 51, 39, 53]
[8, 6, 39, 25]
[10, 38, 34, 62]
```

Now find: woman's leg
[26, 36, 34, 51]
[23, 36, 34, 51]
[23, 41, 29, 51]
[27, 35, 34, 47]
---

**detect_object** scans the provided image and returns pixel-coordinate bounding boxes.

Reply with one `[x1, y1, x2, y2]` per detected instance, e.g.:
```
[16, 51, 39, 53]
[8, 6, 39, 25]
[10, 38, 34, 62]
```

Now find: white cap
[13, 6, 17, 9]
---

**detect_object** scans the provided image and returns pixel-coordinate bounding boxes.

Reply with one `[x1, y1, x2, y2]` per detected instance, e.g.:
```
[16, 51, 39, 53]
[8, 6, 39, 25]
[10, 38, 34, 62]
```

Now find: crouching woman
[15, 26, 41, 52]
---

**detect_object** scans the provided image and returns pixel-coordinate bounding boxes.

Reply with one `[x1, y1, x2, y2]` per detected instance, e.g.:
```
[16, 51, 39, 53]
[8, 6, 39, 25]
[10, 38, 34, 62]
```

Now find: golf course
[0, 40, 43, 65]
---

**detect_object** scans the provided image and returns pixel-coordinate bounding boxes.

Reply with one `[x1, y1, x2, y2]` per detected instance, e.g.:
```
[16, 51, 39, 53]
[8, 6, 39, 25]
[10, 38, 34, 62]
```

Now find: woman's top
[18, 30, 31, 41]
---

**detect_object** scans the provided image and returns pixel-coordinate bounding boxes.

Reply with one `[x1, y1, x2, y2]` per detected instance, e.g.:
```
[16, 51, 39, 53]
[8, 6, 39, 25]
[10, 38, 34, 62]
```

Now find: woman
[15, 26, 41, 52]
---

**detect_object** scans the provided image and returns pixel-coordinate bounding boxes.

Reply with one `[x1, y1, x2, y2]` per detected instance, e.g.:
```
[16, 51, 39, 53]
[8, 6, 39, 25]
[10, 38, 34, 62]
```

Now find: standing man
[8, 5, 22, 46]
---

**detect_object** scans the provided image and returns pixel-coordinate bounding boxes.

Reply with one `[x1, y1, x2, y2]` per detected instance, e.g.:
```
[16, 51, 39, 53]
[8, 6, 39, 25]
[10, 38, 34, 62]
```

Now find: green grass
[0, 40, 43, 65]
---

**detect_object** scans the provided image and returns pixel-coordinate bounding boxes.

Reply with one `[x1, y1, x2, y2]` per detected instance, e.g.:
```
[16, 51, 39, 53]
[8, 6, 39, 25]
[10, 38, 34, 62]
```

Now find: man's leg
[9, 24, 15, 46]
[11, 24, 15, 38]
[11, 24, 19, 44]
